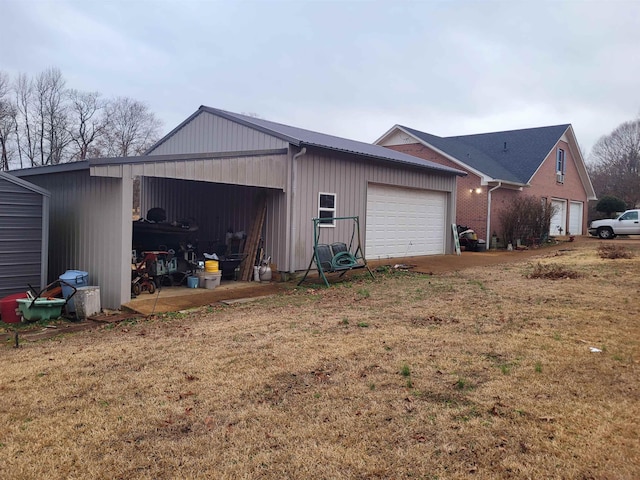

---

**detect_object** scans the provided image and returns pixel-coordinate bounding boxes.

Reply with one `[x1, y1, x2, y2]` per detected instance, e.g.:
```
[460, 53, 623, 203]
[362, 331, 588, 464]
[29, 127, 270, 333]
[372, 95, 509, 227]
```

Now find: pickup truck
[588, 209, 640, 239]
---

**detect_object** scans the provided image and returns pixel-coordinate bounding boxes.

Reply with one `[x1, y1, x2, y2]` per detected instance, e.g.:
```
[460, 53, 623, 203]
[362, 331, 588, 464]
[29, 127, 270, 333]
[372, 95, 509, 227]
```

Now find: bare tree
[14, 73, 38, 167]
[34, 67, 71, 165]
[0, 71, 17, 171]
[99, 97, 162, 157]
[67, 89, 106, 160]
[7, 69, 163, 167]
[588, 115, 640, 208]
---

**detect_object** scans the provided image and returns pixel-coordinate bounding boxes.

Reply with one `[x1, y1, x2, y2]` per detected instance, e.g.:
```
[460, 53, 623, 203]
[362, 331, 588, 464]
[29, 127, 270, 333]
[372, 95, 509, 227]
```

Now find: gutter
[289, 147, 307, 273]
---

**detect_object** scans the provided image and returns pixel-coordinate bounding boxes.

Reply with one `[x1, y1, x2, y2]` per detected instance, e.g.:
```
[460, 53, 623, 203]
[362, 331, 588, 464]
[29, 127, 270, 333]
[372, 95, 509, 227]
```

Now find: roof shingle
[399, 124, 570, 184]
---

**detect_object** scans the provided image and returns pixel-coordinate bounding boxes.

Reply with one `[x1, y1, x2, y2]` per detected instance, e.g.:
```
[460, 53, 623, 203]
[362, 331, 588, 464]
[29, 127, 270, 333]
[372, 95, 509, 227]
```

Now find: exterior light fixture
[475, 188, 482, 194]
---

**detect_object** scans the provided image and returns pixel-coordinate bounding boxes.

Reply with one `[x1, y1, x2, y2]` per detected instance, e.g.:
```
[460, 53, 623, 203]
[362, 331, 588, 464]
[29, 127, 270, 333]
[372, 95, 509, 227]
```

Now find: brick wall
[526, 140, 589, 235]
[386, 139, 589, 241]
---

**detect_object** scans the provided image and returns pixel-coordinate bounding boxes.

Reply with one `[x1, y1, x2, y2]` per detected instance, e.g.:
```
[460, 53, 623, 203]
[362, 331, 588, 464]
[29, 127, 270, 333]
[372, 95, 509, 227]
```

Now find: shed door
[366, 184, 446, 259]
[550, 199, 567, 236]
[569, 201, 583, 235]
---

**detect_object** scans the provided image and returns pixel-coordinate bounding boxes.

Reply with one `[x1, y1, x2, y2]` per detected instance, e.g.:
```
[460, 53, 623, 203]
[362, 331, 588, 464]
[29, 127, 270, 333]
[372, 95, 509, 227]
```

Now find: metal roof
[399, 124, 571, 184]
[10, 161, 90, 178]
[0, 171, 51, 196]
[197, 106, 465, 176]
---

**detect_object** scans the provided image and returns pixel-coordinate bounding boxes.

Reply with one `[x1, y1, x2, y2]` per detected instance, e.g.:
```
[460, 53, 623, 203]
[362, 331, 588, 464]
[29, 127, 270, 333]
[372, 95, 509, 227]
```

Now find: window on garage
[318, 192, 336, 227]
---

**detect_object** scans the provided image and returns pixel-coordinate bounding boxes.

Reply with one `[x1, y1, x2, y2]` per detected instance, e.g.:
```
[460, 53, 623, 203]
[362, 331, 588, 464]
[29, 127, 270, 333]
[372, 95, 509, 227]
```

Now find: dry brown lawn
[1, 241, 639, 479]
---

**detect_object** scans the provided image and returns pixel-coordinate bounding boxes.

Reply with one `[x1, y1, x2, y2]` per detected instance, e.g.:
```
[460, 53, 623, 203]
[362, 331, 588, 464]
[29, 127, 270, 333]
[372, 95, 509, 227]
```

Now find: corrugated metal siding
[21, 171, 130, 309]
[292, 148, 457, 270]
[140, 178, 287, 267]
[0, 177, 45, 297]
[148, 112, 288, 155]
[92, 153, 288, 190]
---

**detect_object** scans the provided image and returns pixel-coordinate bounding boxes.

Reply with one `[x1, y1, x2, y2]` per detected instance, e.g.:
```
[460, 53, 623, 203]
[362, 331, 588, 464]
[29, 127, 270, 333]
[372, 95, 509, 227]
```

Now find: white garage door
[366, 184, 446, 259]
[569, 201, 583, 235]
[550, 199, 567, 236]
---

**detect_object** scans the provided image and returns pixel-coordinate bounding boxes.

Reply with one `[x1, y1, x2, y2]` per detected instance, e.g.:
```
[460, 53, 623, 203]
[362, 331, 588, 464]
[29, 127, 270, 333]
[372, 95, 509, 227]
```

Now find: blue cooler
[59, 270, 89, 314]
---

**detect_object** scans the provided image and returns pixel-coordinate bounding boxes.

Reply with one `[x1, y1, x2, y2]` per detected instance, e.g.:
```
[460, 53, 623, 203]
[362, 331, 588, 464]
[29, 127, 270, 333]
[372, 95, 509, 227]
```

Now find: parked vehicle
[588, 209, 640, 239]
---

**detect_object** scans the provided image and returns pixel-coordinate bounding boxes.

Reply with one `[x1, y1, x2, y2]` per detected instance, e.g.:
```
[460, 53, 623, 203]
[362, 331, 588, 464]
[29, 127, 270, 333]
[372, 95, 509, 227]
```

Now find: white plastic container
[75, 286, 101, 320]
[204, 272, 221, 289]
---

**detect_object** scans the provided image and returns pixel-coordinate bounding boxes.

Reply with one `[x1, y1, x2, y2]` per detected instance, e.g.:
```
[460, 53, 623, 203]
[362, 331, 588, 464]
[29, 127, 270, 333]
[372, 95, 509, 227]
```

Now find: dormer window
[556, 148, 565, 183]
[556, 149, 565, 173]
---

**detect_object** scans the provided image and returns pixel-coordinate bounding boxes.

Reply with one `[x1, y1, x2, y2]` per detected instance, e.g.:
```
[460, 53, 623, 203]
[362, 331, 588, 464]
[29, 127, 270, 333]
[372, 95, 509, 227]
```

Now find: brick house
[375, 124, 596, 244]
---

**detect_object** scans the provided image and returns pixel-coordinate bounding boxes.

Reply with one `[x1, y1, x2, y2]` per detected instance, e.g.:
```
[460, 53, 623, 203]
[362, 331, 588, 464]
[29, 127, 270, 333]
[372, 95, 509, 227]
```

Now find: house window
[318, 192, 336, 226]
[556, 148, 565, 183]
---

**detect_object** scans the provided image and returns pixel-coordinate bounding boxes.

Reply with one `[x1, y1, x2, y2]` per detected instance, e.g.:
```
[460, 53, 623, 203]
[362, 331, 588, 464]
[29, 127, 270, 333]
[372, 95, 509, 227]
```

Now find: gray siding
[290, 147, 458, 270]
[140, 178, 288, 271]
[0, 176, 48, 297]
[92, 152, 288, 191]
[21, 170, 132, 309]
[148, 112, 288, 156]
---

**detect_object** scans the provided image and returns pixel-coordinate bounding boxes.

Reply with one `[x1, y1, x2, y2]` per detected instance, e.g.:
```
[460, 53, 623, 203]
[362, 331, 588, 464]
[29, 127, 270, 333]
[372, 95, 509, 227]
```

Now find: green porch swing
[298, 216, 375, 287]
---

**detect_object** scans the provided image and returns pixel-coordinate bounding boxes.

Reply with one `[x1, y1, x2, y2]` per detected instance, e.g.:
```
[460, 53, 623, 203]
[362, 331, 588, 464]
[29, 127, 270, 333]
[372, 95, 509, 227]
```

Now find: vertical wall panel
[0, 175, 48, 297]
[21, 171, 129, 309]
[292, 148, 457, 271]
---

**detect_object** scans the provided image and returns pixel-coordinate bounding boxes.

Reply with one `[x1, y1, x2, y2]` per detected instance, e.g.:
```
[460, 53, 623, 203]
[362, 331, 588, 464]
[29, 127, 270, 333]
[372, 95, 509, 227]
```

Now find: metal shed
[13, 106, 465, 309]
[0, 171, 50, 298]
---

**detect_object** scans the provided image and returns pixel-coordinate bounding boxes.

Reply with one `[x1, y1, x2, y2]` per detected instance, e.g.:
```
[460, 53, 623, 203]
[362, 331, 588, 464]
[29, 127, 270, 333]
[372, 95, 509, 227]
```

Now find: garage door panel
[366, 184, 446, 259]
[569, 201, 583, 235]
[550, 199, 567, 236]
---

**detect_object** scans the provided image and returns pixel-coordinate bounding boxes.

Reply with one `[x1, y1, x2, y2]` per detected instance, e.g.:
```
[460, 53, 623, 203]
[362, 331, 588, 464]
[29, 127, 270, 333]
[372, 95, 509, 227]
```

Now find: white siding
[148, 112, 288, 155]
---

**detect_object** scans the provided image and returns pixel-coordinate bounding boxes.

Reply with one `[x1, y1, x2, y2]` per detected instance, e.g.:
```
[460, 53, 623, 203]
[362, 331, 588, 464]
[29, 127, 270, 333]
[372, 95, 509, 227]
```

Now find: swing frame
[297, 216, 375, 287]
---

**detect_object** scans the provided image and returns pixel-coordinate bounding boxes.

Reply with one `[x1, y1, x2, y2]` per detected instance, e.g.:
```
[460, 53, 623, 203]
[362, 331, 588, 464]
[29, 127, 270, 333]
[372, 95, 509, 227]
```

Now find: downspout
[486, 182, 502, 248]
[289, 147, 307, 273]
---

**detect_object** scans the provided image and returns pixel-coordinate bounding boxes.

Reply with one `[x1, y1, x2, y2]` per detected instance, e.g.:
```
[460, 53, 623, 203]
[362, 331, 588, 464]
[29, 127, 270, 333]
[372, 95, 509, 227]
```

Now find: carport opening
[130, 177, 279, 299]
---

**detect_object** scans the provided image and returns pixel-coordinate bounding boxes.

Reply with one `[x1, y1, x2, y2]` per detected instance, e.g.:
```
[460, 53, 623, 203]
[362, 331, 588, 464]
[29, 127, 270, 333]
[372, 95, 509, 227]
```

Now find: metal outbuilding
[12, 106, 465, 309]
[0, 171, 50, 298]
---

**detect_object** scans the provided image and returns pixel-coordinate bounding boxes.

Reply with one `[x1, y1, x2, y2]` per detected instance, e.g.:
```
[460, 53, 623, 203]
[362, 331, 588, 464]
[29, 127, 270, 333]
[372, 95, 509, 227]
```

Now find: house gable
[377, 125, 505, 185]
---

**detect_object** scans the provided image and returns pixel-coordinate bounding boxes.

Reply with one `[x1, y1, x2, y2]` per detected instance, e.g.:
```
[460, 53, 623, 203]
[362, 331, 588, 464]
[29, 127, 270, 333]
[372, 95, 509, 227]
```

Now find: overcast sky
[3, 0, 640, 156]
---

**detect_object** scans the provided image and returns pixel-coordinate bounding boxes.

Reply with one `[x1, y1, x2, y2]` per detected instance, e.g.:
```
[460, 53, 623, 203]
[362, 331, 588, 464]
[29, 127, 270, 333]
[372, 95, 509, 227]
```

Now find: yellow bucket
[205, 260, 219, 272]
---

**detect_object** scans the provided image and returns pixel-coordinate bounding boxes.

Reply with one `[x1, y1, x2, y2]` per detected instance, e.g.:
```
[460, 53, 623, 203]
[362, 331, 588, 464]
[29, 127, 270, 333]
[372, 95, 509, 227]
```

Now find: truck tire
[597, 227, 615, 239]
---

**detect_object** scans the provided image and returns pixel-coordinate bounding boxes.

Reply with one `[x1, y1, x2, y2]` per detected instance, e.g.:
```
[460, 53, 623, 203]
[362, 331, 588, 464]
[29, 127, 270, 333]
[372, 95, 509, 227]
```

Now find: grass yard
[1, 241, 639, 479]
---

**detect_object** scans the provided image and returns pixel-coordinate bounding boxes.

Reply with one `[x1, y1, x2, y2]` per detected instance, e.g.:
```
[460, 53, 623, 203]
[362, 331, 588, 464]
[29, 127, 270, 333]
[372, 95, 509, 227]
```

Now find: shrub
[499, 195, 558, 245]
[595, 196, 627, 217]
[527, 262, 581, 280]
[598, 243, 634, 259]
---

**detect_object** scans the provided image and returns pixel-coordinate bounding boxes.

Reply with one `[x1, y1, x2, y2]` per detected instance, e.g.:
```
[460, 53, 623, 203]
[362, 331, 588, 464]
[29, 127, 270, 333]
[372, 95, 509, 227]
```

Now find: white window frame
[556, 149, 566, 173]
[556, 148, 566, 184]
[318, 192, 337, 227]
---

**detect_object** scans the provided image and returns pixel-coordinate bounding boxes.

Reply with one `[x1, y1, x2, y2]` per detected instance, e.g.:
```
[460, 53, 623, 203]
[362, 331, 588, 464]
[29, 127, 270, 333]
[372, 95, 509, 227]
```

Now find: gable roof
[147, 106, 465, 177]
[397, 124, 571, 185]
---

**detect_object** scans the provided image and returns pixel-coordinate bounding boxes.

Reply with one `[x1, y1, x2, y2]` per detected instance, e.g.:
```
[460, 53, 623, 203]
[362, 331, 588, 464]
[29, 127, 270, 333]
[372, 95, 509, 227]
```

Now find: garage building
[12, 106, 464, 308]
